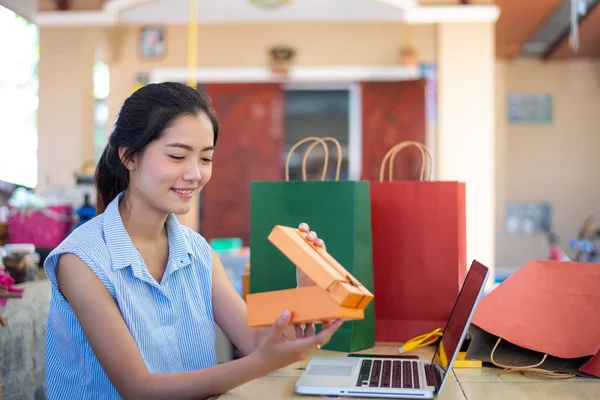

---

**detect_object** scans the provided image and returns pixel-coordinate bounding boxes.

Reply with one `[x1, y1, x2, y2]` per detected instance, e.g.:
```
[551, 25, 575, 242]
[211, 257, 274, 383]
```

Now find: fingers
[0, 313, 6, 327]
[321, 320, 334, 331]
[295, 324, 304, 339]
[292, 319, 343, 351]
[298, 222, 326, 250]
[270, 309, 292, 339]
[294, 323, 316, 338]
[315, 238, 326, 250]
[299, 222, 309, 232]
[313, 319, 343, 346]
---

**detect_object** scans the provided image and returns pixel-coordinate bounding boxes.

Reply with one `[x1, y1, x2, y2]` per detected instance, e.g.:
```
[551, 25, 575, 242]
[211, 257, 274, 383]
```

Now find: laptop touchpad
[306, 365, 353, 377]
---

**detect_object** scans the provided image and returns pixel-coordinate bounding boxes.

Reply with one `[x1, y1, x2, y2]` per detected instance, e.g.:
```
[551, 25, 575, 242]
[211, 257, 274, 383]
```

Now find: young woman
[43, 82, 343, 400]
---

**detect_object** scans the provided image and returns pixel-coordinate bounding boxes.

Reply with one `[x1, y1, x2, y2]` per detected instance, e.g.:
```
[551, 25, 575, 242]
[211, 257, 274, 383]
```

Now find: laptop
[295, 260, 490, 399]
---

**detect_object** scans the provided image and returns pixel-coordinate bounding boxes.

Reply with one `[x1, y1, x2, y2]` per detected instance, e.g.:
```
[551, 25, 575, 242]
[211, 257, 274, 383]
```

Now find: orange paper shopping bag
[370, 142, 467, 342]
[466, 260, 600, 379]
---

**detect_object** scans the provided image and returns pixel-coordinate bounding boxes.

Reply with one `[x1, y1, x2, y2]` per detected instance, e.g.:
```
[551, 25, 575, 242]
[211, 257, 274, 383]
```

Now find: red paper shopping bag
[468, 260, 600, 378]
[370, 142, 467, 342]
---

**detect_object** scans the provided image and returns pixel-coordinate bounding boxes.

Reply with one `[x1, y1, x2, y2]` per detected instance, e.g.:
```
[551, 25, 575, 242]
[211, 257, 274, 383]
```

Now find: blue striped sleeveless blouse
[43, 192, 218, 399]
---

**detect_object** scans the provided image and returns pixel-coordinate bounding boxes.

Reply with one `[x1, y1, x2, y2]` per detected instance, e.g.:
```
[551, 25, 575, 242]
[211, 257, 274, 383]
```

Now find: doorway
[283, 84, 362, 182]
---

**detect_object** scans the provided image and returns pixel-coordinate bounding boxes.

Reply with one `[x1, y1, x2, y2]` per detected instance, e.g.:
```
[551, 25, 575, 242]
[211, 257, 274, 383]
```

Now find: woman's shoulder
[55, 213, 108, 256]
[43, 214, 112, 287]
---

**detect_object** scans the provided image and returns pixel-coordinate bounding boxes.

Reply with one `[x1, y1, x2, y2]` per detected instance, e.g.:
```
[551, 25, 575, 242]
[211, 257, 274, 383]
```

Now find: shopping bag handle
[389, 142, 432, 182]
[285, 137, 329, 182]
[302, 137, 342, 181]
[490, 337, 576, 379]
[379, 141, 432, 182]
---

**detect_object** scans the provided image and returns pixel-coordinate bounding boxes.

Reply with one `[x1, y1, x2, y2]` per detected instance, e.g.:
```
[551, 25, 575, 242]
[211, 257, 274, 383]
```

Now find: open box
[247, 225, 374, 327]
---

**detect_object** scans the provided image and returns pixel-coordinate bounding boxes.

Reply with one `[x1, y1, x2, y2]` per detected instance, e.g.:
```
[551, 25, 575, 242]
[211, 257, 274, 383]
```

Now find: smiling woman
[94, 82, 219, 215]
[42, 82, 342, 400]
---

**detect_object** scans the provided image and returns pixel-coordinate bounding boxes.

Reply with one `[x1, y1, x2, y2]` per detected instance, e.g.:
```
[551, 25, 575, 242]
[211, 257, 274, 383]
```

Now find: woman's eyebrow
[166, 143, 193, 151]
[166, 143, 214, 151]
[167, 143, 215, 151]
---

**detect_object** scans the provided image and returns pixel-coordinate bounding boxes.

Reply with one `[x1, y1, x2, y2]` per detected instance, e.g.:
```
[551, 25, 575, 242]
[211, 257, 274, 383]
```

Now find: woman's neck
[118, 191, 168, 244]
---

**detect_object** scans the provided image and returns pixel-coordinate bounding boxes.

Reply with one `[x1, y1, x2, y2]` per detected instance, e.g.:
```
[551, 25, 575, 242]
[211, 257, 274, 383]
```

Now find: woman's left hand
[294, 222, 326, 339]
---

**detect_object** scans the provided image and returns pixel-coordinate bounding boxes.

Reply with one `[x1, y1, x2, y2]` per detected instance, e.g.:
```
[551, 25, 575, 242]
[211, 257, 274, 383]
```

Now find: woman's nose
[184, 162, 202, 182]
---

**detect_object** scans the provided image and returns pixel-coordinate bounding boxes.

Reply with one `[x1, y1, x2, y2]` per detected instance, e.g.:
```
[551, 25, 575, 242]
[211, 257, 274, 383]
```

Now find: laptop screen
[431, 260, 489, 373]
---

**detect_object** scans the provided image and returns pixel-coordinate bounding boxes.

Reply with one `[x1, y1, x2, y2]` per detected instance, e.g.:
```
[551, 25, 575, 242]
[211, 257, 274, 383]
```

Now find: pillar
[436, 21, 497, 285]
[38, 27, 97, 191]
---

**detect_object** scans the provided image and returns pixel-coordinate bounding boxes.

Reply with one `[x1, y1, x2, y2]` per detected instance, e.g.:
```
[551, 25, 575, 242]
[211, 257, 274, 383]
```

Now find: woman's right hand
[254, 309, 343, 370]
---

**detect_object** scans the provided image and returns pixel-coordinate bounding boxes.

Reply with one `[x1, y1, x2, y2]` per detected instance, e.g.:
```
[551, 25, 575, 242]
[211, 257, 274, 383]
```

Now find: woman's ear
[118, 147, 136, 171]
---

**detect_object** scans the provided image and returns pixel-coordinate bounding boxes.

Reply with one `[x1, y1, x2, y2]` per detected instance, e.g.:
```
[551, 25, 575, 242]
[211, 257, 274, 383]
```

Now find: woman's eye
[169, 155, 184, 160]
[202, 158, 213, 163]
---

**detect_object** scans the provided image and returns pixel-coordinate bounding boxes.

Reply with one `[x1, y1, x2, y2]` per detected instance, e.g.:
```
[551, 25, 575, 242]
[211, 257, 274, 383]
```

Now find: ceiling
[2, 0, 600, 59]
[549, 0, 600, 59]
[496, 0, 600, 59]
[0, 0, 415, 23]
[0, 0, 498, 25]
[117, 0, 409, 24]
[0, 0, 36, 19]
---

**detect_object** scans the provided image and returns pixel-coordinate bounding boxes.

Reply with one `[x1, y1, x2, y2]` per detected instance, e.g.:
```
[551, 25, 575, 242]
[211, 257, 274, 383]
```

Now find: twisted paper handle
[490, 338, 576, 379]
[302, 137, 342, 181]
[379, 141, 432, 182]
[285, 137, 329, 182]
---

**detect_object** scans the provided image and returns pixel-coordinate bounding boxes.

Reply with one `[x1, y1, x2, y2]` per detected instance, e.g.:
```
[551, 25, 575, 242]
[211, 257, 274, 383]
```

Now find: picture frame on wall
[504, 201, 552, 236]
[507, 93, 553, 124]
[139, 26, 166, 59]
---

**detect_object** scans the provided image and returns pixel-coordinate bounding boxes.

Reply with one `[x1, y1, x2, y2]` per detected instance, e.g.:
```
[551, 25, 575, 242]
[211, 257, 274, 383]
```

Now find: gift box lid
[267, 225, 373, 309]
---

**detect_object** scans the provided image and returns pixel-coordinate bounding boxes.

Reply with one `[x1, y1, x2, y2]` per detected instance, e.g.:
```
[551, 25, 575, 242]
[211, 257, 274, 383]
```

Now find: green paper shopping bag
[249, 137, 375, 352]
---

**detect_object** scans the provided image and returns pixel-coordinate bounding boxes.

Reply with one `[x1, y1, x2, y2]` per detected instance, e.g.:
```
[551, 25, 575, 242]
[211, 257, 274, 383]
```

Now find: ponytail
[94, 144, 129, 214]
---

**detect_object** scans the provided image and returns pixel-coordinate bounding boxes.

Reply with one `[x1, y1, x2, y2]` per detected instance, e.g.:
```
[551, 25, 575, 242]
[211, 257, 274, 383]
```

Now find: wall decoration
[507, 93, 553, 124]
[399, 46, 419, 68]
[505, 201, 552, 236]
[139, 26, 166, 59]
[268, 45, 295, 77]
[131, 71, 149, 94]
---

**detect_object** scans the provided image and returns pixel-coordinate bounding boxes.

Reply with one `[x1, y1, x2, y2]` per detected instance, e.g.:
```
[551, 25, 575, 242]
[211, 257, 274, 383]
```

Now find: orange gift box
[247, 225, 374, 327]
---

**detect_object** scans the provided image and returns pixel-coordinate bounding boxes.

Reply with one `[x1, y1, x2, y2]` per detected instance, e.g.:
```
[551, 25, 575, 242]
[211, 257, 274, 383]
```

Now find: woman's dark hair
[94, 82, 219, 213]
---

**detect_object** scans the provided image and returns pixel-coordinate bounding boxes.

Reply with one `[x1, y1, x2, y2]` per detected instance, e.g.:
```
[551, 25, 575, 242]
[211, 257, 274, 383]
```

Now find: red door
[361, 79, 427, 181]
[201, 83, 284, 245]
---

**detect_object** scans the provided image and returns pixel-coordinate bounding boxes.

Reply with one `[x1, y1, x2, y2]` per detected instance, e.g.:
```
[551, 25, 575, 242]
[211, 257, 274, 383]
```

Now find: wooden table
[217, 342, 600, 399]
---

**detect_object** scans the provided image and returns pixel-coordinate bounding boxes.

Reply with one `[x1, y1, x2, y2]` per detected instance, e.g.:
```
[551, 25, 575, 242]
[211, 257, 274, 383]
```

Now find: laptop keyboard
[424, 364, 442, 389]
[355, 359, 422, 389]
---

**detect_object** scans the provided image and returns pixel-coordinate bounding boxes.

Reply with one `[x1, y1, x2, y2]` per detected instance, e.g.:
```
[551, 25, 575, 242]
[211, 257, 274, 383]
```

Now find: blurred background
[1, 0, 600, 395]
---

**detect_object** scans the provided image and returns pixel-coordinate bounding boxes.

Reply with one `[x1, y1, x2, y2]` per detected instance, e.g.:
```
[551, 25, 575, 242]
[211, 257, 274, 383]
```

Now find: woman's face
[126, 112, 215, 216]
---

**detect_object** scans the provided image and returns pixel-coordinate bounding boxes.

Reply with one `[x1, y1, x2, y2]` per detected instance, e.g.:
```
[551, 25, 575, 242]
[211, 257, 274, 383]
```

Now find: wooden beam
[54, 0, 70, 11]
[495, 0, 563, 58]
[38, 0, 104, 11]
[545, 1, 600, 59]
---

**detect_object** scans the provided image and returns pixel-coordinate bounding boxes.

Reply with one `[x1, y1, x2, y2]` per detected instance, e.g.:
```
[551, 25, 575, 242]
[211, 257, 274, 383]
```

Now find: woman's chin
[171, 204, 192, 215]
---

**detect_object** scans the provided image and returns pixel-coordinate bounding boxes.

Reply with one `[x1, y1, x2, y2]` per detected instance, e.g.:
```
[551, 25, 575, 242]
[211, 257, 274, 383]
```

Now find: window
[0, 7, 38, 188]
[93, 60, 110, 161]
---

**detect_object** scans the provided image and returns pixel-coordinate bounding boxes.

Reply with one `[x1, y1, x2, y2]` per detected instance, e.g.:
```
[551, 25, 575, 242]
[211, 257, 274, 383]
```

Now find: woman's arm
[211, 249, 270, 355]
[212, 224, 328, 355]
[56, 253, 340, 400]
[212, 249, 309, 355]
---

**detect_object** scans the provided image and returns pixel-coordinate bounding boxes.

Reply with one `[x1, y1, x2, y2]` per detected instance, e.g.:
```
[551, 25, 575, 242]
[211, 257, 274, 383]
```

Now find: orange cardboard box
[247, 225, 374, 327]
